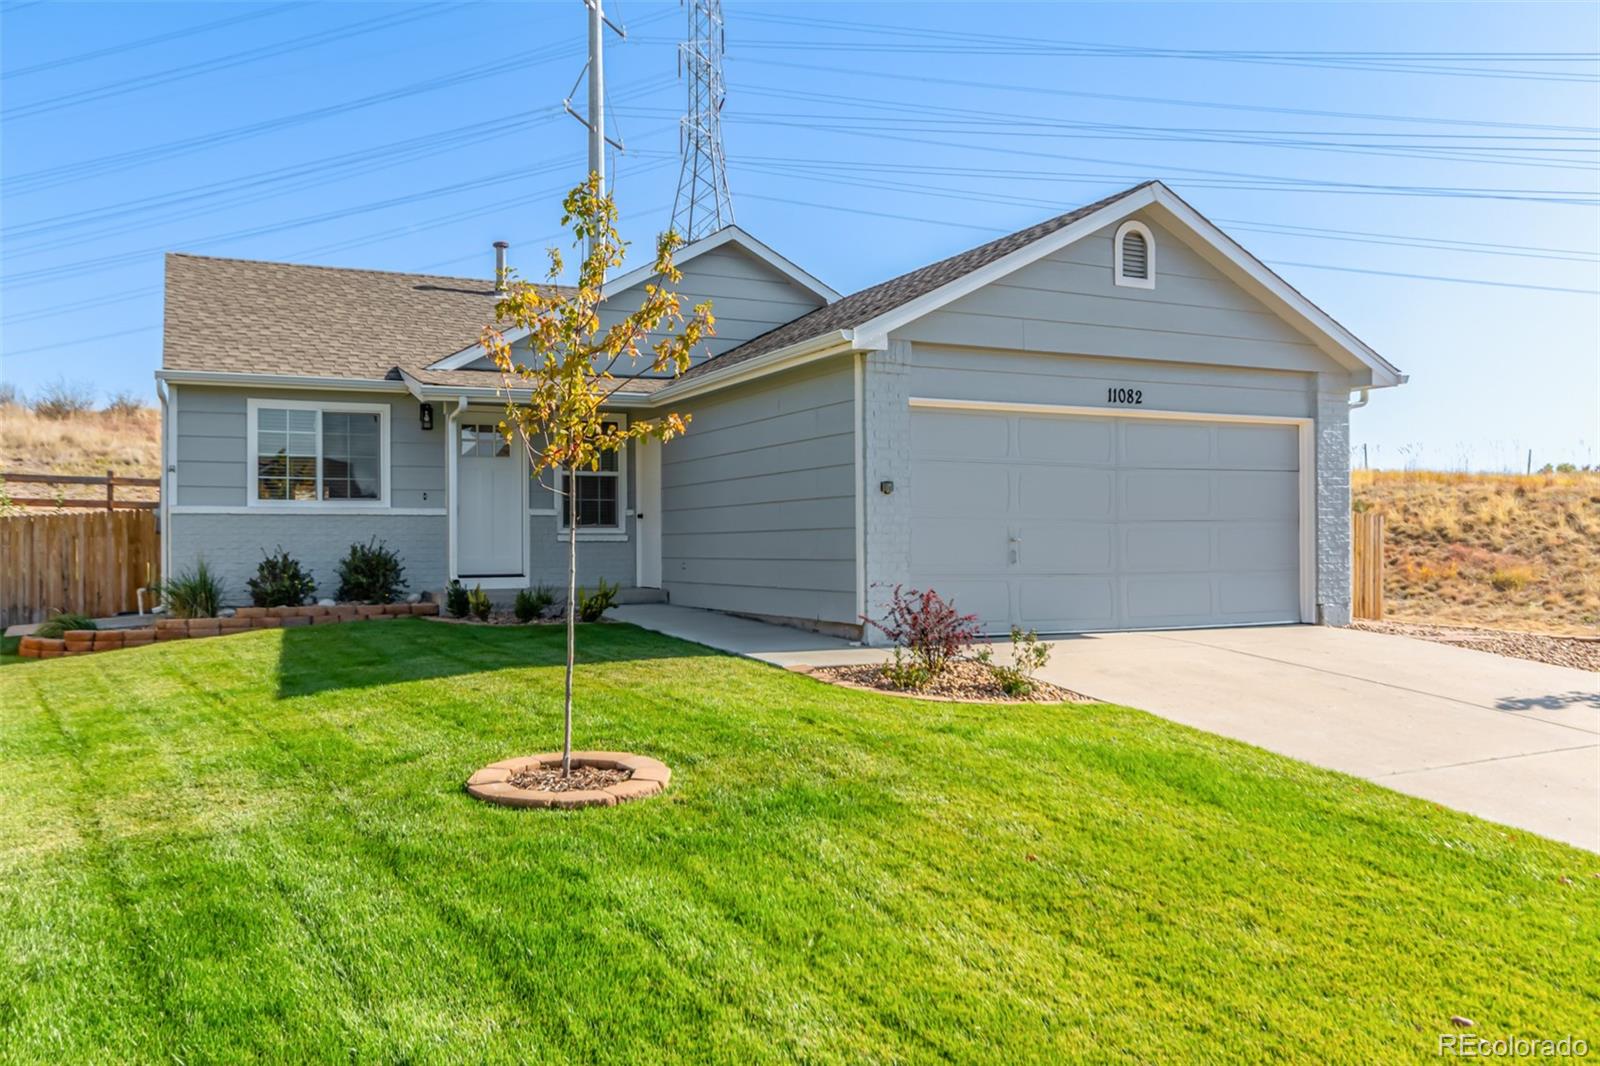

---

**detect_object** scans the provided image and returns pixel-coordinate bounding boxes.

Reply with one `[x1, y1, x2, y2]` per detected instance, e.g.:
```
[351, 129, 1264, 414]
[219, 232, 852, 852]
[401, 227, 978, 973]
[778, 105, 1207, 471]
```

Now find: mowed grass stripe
[1, 621, 1595, 1063]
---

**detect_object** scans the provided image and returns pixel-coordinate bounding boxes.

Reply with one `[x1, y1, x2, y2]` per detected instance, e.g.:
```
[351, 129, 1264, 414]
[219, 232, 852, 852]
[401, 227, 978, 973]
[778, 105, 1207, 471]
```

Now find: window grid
[253, 404, 384, 504]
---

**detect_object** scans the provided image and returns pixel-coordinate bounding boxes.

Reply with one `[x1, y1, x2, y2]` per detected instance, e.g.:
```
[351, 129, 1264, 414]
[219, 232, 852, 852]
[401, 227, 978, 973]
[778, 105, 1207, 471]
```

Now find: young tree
[482, 175, 714, 776]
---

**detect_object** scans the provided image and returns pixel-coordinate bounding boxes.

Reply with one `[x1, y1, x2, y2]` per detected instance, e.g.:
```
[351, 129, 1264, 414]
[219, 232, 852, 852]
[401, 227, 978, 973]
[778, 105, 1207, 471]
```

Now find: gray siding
[479, 243, 827, 373]
[893, 215, 1347, 376]
[172, 385, 446, 508]
[659, 360, 857, 624]
[169, 513, 447, 606]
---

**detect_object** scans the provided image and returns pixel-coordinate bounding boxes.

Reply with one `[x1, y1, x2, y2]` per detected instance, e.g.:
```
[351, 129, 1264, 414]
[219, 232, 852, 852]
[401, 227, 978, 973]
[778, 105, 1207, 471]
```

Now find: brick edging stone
[14, 602, 440, 659]
[465, 752, 671, 810]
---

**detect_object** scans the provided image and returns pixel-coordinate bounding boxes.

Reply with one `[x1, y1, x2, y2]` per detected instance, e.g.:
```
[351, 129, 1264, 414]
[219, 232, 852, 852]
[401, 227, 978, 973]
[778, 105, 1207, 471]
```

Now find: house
[155, 180, 1404, 640]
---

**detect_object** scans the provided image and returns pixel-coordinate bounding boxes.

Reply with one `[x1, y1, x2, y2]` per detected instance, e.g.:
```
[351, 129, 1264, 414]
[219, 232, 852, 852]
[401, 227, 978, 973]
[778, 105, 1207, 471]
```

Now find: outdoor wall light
[419, 402, 434, 431]
[880, 480, 894, 495]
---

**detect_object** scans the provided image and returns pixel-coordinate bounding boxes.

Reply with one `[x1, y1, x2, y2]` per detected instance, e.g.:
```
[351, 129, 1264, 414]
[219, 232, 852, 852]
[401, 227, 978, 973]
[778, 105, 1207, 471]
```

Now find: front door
[456, 421, 524, 577]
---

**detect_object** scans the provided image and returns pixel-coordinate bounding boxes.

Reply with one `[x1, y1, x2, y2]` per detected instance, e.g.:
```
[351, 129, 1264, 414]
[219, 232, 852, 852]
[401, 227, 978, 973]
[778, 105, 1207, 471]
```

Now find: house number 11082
[1107, 387, 1143, 405]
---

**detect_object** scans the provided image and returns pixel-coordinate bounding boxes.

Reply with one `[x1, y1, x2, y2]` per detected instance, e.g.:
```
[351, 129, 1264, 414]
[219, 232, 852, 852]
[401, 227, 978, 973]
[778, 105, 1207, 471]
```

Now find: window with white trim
[250, 400, 387, 505]
[558, 421, 622, 530]
[1113, 220, 1155, 289]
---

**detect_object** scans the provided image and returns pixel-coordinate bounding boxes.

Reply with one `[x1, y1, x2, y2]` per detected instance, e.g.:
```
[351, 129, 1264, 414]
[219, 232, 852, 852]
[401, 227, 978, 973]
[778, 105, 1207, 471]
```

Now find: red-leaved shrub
[862, 585, 980, 680]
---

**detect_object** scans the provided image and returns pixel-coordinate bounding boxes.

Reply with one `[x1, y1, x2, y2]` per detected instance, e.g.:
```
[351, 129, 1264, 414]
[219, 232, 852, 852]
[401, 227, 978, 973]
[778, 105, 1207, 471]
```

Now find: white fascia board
[1147, 185, 1405, 388]
[401, 376, 660, 409]
[845, 186, 1162, 351]
[154, 369, 408, 393]
[601, 225, 842, 304]
[428, 227, 841, 373]
[647, 330, 860, 405]
[843, 181, 1403, 389]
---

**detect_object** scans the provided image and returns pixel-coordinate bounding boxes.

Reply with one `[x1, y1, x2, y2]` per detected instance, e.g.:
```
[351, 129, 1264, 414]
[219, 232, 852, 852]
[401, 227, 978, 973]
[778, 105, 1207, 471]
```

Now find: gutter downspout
[1349, 387, 1371, 410]
[155, 379, 172, 608]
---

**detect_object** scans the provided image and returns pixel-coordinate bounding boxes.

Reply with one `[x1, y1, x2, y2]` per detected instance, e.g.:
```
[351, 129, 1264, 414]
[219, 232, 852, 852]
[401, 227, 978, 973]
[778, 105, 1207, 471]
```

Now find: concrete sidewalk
[611, 604, 1599, 852]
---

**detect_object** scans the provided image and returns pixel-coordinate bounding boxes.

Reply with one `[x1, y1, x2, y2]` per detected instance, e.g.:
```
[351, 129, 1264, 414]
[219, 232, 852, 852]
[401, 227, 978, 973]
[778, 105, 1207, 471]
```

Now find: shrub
[467, 584, 492, 621]
[0, 382, 22, 408]
[246, 547, 316, 607]
[31, 379, 97, 420]
[880, 648, 932, 691]
[162, 559, 225, 618]
[862, 585, 979, 682]
[335, 538, 407, 603]
[576, 578, 617, 622]
[102, 390, 146, 418]
[445, 580, 470, 619]
[1491, 566, 1535, 592]
[983, 626, 1052, 697]
[36, 612, 96, 639]
[514, 585, 554, 623]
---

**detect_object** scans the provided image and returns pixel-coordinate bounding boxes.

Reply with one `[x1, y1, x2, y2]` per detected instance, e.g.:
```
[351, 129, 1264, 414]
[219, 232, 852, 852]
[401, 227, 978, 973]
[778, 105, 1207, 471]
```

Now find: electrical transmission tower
[672, 0, 734, 241]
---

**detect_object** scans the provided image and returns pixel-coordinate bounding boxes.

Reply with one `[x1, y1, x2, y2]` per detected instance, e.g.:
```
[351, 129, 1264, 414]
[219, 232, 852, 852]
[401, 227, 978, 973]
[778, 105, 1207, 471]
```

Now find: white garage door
[908, 407, 1304, 633]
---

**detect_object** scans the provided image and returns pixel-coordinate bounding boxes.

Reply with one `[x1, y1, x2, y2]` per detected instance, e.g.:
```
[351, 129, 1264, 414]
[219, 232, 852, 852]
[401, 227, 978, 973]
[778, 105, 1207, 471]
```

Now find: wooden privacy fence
[1, 510, 160, 629]
[1351, 510, 1385, 621]
[1, 469, 160, 510]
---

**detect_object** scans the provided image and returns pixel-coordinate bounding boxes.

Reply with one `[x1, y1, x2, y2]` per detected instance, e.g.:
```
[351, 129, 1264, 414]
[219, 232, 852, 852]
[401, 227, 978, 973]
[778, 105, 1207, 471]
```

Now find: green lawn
[1, 621, 1594, 1063]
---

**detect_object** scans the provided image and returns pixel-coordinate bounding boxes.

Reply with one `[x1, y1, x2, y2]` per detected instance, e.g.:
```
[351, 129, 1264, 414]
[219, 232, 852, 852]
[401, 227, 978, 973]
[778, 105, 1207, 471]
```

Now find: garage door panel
[910, 460, 1010, 515]
[1122, 470, 1212, 520]
[907, 408, 1302, 632]
[1218, 573, 1301, 616]
[1216, 471, 1299, 519]
[914, 578, 1010, 631]
[1217, 522, 1299, 571]
[1016, 466, 1113, 519]
[1120, 421, 1215, 467]
[1124, 574, 1214, 622]
[1017, 522, 1113, 573]
[912, 519, 1009, 572]
[1123, 523, 1212, 573]
[1017, 416, 1113, 464]
[1217, 424, 1298, 470]
[910, 411, 1008, 459]
[1018, 577, 1115, 632]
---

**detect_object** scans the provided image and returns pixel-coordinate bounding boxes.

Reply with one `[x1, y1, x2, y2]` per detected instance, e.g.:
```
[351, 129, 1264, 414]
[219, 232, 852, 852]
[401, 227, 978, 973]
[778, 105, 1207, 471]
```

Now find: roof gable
[669, 182, 1403, 394]
[426, 224, 840, 372]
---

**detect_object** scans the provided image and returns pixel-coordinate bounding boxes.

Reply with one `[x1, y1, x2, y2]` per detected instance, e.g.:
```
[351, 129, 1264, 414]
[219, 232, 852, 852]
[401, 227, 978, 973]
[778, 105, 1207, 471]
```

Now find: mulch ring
[811, 658, 1093, 703]
[508, 764, 630, 792]
[1351, 620, 1600, 672]
[466, 751, 671, 810]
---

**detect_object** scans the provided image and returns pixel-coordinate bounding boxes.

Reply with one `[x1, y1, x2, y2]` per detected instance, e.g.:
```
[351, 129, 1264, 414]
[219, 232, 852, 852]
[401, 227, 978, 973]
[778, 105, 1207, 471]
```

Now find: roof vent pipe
[493, 240, 509, 292]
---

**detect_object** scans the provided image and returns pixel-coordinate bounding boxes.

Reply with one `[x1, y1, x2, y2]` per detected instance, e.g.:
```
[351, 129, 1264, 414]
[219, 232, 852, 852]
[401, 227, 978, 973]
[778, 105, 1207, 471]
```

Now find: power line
[730, 58, 1600, 136]
[2, 77, 675, 251]
[1, 3, 466, 120]
[1, 7, 674, 196]
[724, 120, 1600, 204]
[1, 3, 309, 81]
[722, 154, 1600, 264]
[727, 12, 1600, 85]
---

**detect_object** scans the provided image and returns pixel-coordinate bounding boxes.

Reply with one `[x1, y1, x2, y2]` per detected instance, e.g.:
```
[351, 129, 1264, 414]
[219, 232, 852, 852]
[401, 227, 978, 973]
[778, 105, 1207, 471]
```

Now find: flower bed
[15, 602, 439, 659]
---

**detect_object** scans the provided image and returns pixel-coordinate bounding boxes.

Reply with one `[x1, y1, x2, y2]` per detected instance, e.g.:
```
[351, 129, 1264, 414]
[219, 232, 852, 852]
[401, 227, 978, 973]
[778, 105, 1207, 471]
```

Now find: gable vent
[1120, 231, 1148, 279]
[1113, 220, 1154, 288]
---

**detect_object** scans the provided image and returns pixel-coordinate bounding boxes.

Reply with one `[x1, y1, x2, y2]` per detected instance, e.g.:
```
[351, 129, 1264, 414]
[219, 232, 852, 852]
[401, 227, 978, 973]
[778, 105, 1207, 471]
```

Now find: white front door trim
[635, 436, 663, 588]
[907, 396, 1316, 625]
[449, 408, 529, 586]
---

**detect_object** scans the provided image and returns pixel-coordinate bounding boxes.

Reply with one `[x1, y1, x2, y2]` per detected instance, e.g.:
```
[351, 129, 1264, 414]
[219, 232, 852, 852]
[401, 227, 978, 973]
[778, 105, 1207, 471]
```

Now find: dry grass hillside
[0, 398, 162, 507]
[1352, 469, 1600, 635]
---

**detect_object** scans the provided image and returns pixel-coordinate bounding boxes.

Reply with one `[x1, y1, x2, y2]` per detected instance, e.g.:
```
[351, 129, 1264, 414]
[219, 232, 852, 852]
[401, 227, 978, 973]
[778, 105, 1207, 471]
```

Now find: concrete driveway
[612, 606, 1599, 852]
[1036, 626, 1598, 852]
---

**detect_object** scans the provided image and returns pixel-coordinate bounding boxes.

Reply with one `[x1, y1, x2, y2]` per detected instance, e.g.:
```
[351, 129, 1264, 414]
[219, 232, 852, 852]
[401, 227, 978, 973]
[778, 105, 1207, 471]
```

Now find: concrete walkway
[612, 604, 1599, 852]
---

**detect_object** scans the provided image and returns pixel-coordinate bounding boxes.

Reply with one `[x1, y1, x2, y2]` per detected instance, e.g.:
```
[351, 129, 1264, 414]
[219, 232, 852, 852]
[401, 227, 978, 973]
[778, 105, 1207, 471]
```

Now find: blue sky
[2, 0, 1596, 471]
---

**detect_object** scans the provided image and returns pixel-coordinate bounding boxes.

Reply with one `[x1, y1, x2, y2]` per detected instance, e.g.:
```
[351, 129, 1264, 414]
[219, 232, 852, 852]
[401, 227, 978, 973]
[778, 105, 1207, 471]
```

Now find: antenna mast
[672, 0, 734, 241]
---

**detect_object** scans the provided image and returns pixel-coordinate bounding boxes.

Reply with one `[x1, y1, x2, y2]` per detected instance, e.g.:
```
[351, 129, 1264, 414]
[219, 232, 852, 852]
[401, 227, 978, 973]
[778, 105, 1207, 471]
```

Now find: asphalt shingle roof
[162, 253, 572, 380]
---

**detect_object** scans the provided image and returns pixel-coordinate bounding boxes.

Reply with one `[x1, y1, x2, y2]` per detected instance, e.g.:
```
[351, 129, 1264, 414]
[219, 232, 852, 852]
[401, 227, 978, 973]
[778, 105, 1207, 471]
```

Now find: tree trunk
[562, 465, 577, 777]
